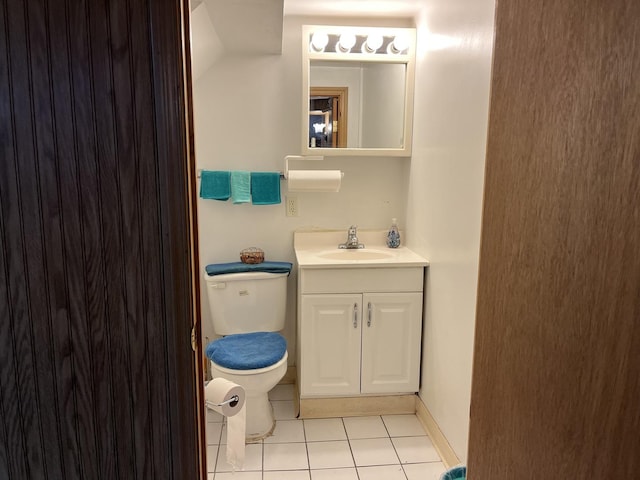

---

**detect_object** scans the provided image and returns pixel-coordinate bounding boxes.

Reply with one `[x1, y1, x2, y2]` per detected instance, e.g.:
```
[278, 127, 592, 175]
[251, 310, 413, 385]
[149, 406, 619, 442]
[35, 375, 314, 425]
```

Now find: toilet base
[245, 391, 276, 442]
[208, 352, 288, 442]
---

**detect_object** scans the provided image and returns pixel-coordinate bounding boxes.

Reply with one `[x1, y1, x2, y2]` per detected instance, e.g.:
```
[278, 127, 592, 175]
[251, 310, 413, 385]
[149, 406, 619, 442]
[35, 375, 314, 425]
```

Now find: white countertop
[294, 229, 429, 269]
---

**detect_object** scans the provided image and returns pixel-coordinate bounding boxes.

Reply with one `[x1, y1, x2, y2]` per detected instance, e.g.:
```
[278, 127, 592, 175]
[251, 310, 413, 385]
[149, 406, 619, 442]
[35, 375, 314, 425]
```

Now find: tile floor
[206, 384, 447, 480]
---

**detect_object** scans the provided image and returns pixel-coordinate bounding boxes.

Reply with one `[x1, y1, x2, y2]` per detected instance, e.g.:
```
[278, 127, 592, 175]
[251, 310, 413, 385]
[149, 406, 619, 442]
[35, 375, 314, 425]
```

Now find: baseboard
[414, 395, 461, 469]
[299, 394, 416, 419]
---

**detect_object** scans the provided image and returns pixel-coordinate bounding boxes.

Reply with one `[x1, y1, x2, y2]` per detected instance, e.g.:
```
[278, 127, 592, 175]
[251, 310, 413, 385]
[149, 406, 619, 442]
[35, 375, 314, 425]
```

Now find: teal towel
[230, 170, 251, 204]
[251, 172, 281, 205]
[200, 170, 230, 201]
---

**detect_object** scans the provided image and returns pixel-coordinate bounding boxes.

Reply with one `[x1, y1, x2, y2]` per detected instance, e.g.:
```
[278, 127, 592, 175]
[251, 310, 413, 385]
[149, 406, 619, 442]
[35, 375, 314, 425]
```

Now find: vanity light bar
[309, 31, 411, 55]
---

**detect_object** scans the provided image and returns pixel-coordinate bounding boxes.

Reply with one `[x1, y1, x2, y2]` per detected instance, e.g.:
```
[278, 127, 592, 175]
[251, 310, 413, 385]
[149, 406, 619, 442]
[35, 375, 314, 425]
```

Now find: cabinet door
[361, 293, 423, 394]
[300, 294, 362, 396]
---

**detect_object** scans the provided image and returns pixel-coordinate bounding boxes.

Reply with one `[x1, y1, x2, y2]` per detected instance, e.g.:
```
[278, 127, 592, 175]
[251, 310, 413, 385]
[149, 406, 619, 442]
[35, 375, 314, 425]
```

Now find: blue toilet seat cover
[205, 332, 287, 370]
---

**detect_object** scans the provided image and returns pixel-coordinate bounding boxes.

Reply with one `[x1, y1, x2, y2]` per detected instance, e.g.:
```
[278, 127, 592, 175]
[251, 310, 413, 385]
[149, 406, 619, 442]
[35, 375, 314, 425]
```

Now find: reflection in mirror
[302, 25, 416, 157]
[310, 61, 405, 149]
[309, 86, 347, 148]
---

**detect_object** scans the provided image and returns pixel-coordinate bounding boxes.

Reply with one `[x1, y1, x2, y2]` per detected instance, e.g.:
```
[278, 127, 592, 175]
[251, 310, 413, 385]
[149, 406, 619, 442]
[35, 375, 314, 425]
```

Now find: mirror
[302, 26, 416, 157]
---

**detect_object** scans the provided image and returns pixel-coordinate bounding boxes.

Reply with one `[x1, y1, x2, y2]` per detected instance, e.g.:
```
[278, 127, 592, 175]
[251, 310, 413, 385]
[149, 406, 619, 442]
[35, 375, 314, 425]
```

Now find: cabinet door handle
[367, 302, 372, 327]
[353, 303, 358, 328]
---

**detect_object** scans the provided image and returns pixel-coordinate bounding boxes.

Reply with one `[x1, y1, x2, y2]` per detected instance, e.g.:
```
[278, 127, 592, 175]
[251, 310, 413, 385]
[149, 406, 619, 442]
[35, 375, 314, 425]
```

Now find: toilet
[203, 262, 292, 440]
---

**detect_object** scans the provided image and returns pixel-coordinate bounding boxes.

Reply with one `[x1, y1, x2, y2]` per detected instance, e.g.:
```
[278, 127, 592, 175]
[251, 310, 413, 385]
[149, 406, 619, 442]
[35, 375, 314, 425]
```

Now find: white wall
[193, 15, 411, 361]
[193, 4, 496, 462]
[405, 0, 495, 462]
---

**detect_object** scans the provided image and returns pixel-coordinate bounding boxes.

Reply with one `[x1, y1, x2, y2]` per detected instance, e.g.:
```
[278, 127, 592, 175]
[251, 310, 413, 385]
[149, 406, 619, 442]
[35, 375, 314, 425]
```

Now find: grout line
[342, 417, 362, 480]
[205, 410, 444, 478]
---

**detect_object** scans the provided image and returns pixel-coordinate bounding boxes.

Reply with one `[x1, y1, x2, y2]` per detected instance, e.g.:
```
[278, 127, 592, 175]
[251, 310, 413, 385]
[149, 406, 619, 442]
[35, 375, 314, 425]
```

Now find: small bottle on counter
[386, 218, 401, 248]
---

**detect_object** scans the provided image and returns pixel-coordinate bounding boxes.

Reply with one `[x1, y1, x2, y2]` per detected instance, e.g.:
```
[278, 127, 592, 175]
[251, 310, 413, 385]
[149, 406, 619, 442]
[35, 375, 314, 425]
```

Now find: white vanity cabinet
[298, 267, 424, 398]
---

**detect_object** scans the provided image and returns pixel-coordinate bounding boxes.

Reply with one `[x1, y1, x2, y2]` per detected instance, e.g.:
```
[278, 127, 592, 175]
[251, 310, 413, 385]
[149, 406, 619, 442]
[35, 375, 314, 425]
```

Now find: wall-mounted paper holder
[283, 155, 326, 179]
[284, 155, 344, 192]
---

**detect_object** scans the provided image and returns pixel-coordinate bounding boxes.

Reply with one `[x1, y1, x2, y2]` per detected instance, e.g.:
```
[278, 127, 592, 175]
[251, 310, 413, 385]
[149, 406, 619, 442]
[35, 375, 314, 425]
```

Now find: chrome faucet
[339, 225, 365, 249]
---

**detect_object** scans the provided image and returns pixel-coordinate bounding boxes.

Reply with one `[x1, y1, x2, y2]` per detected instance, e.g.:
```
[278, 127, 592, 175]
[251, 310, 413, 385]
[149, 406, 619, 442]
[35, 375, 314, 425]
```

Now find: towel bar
[197, 169, 284, 179]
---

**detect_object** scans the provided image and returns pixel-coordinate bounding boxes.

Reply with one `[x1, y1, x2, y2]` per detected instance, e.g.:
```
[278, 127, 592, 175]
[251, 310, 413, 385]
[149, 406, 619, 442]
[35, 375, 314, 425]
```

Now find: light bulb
[310, 32, 329, 52]
[337, 33, 356, 52]
[363, 33, 383, 53]
[389, 34, 410, 53]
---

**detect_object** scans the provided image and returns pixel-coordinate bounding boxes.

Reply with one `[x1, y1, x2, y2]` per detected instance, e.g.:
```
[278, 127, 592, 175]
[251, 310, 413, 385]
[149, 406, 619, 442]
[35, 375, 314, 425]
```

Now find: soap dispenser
[386, 218, 401, 248]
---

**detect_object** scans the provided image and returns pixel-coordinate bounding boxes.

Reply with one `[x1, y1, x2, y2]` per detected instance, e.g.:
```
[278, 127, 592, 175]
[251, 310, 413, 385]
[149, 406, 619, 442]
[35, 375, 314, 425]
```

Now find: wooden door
[0, 0, 202, 479]
[468, 0, 640, 478]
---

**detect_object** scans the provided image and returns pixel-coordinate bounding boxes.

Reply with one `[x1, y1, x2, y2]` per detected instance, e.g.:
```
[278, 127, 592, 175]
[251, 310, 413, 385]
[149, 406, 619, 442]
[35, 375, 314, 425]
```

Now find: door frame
[309, 86, 348, 148]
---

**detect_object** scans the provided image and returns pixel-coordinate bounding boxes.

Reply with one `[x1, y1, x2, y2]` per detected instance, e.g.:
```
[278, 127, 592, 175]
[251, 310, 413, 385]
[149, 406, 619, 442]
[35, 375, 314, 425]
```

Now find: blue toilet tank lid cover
[205, 332, 287, 370]
[205, 261, 292, 276]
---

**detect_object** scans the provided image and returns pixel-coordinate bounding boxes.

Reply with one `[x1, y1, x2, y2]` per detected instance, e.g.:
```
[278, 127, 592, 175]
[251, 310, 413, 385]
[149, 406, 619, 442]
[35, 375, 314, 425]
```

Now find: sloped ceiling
[189, 0, 422, 80]
[190, 3, 223, 80]
[203, 0, 284, 54]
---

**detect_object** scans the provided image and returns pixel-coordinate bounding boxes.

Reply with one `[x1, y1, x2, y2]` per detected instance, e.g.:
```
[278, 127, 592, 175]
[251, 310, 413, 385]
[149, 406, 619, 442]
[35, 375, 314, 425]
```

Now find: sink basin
[316, 249, 395, 261]
[294, 231, 429, 268]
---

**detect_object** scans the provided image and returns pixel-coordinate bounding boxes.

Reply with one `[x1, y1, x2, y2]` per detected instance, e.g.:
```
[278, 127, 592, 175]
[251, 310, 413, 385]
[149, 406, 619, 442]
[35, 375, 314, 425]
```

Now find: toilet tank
[203, 271, 288, 336]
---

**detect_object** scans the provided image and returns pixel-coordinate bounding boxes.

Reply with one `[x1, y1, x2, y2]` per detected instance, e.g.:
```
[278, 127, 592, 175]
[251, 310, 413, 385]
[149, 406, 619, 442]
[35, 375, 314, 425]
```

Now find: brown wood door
[469, 1, 640, 478]
[0, 0, 202, 479]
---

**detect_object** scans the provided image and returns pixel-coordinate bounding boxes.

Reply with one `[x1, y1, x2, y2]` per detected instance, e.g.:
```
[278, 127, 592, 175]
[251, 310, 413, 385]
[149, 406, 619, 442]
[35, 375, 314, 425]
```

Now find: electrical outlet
[286, 196, 299, 217]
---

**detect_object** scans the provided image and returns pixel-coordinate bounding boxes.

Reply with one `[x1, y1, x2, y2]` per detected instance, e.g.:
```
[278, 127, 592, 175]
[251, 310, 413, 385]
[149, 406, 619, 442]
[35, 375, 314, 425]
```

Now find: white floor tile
[350, 437, 400, 467]
[206, 422, 223, 445]
[206, 445, 218, 473]
[264, 470, 312, 480]
[307, 440, 354, 469]
[403, 462, 447, 480]
[310, 467, 359, 480]
[273, 400, 297, 420]
[203, 401, 445, 478]
[264, 419, 306, 443]
[269, 383, 295, 401]
[216, 443, 263, 472]
[263, 442, 309, 471]
[214, 472, 262, 480]
[392, 436, 441, 464]
[343, 416, 388, 439]
[382, 414, 427, 437]
[357, 464, 407, 480]
[303, 418, 347, 442]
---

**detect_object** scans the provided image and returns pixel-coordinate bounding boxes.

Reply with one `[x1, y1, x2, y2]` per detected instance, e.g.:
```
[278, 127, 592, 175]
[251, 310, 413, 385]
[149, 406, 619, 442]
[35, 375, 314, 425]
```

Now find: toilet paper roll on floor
[205, 378, 246, 470]
[287, 170, 342, 192]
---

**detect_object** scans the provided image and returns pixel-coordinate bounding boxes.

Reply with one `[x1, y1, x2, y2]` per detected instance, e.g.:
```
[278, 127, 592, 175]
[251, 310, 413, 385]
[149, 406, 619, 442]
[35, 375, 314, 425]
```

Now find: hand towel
[250, 172, 281, 205]
[230, 170, 251, 204]
[200, 170, 230, 201]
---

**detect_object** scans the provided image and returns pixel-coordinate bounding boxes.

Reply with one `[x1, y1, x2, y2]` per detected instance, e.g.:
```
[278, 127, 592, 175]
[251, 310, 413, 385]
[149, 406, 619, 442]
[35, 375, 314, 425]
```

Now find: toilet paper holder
[213, 395, 240, 408]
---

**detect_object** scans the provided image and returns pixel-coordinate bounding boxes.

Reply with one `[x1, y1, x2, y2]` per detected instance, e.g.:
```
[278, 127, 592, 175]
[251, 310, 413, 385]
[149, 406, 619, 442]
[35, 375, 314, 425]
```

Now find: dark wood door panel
[0, 0, 198, 479]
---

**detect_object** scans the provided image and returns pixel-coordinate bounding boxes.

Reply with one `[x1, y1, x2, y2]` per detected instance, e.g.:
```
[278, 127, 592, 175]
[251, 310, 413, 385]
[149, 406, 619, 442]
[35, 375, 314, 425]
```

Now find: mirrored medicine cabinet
[301, 25, 416, 157]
